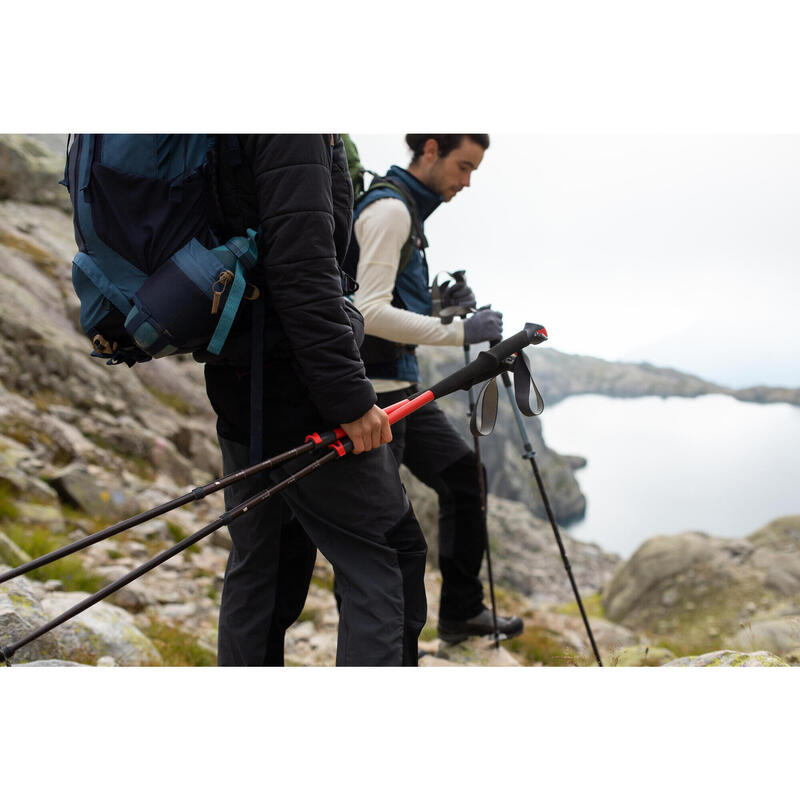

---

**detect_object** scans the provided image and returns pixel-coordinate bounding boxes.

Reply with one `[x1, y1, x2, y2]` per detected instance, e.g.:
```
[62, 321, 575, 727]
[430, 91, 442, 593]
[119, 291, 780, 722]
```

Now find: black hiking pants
[376, 386, 487, 622]
[206, 363, 428, 667]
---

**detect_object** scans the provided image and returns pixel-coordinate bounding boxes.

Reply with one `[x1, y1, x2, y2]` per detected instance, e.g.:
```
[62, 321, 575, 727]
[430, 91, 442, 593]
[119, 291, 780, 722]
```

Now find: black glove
[440, 280, 476, 312]
[463, 307, 503, 344]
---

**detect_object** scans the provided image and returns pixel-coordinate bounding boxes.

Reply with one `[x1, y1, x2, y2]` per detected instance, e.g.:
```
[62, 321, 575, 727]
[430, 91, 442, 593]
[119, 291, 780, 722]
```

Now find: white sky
[353, 134, 800, 389]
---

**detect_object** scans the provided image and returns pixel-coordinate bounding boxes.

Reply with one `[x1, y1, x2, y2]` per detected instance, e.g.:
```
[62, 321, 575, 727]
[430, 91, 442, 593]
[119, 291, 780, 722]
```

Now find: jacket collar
[385, 165, 442, 222]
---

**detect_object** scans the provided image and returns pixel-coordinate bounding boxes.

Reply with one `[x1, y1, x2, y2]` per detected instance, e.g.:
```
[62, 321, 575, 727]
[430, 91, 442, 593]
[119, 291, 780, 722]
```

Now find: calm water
[540, 394, 800, 558]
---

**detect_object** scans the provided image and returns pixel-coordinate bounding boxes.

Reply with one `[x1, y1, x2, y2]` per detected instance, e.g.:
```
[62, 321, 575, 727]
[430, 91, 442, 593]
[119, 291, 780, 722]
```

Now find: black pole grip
[428, 323, 547, 400]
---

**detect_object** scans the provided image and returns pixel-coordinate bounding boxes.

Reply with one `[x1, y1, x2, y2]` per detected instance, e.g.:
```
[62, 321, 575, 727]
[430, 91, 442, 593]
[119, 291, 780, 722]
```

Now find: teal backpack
[62, 134, 259, 366]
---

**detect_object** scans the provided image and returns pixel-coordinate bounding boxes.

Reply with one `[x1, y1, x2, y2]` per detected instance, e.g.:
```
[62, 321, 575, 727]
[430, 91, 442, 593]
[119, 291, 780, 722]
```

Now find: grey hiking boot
[437, 608, 524, 645]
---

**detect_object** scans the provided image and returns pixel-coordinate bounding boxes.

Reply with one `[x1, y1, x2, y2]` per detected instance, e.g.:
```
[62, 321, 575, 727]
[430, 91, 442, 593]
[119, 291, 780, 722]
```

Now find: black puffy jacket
[201, 134, 376, 427]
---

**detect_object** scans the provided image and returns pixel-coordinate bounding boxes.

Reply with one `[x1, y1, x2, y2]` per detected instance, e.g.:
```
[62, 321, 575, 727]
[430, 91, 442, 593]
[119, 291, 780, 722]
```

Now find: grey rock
[0, 575, 65, 663]
[602, 516, 800, 655]
[0, 434, 59, 503]
[664, 650, 789, 667]
[14, 501, 66, 533]
[41, 591, 162, 665]
[732, 617, 800, 656]
[48, 464, 141, 518]
[0, 531, 31, 568]
[15, 659, 88, 667]
[0, 135, 71, 212]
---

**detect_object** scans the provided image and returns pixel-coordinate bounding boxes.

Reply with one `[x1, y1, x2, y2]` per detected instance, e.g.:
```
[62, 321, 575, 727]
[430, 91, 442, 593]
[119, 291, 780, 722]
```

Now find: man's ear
[423, 138, 440, 162]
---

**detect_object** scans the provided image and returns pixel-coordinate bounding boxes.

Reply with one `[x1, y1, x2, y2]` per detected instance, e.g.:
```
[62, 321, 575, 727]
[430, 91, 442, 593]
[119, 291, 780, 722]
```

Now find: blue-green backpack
[62, 134, 258, 366]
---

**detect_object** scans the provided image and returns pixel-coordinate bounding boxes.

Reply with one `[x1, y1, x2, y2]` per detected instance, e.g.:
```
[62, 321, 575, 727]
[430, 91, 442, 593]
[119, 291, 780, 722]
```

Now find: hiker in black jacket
[199, 135, 428, 666]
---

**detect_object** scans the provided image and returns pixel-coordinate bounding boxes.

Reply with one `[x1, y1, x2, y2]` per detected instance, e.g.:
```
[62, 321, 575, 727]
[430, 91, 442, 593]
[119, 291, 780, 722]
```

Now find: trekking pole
[0, 444, 349, 666]
[464, 341, 500, 648]
[495, 363, 604, 667]
[441, 268, 500, 646]
[0, 430, 348, 587]
[1, 327, 540, 589]
[0, 327, 548, 664]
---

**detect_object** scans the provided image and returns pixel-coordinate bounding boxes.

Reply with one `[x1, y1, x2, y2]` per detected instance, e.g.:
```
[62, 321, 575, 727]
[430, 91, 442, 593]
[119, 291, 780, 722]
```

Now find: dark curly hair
[405, 134, 490, 164]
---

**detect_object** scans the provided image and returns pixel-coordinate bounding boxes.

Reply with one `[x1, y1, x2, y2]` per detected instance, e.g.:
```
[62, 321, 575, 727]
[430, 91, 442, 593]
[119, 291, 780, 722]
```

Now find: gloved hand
[463, 307, 504, 344]
[440, 279, 476, 312]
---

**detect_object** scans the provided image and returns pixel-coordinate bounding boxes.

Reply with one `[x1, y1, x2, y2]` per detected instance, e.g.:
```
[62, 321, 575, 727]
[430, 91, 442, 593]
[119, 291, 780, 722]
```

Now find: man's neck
[406, 162, 430, 190]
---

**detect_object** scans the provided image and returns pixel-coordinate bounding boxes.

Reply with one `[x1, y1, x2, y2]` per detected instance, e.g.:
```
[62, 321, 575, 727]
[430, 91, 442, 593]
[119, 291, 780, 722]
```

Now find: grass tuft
[144, 620, 216, 666]
[3, 522, 104, 593]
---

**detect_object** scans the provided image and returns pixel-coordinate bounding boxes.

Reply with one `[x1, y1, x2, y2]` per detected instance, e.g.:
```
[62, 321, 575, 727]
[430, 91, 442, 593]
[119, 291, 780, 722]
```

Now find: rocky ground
[0, 133, 796, 668]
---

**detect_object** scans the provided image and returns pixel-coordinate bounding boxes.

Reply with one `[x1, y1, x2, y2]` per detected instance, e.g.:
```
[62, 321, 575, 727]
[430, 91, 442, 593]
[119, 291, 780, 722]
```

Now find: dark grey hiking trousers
[377, 387, 487, 622]
[217, 436, 428, 666]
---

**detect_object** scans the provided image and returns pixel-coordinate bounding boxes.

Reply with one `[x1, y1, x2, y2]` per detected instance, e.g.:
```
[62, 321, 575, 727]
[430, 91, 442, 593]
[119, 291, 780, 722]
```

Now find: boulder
[602, 518, 800, 653]
[14, 501, 67, 533]
[0, 433, 59, 503]
[40, 591, 162, 665]
[0, 135, 71, 212]
[0, 531, 31, 567]
[0, 573, 64, 663]
[48, 464, 141, 519]
[732, 616, 800, 656]
[664, 650, 789, 667]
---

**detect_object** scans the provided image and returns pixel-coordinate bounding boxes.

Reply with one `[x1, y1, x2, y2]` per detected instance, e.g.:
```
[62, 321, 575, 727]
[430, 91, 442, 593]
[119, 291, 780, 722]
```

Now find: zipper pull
[211, 270, 234, 315]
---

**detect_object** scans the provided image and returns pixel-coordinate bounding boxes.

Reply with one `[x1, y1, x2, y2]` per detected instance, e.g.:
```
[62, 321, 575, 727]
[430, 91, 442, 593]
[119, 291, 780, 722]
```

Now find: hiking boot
[437, 608, 524, 644]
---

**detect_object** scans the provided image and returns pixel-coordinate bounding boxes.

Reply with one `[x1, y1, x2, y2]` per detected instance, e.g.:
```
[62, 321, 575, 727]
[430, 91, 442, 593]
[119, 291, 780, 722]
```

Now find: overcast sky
[353, 134, 800, 389]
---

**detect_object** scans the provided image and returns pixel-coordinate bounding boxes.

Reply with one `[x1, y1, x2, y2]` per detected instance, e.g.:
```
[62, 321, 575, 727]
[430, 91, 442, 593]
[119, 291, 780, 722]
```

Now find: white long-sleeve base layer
[353, 197, 465, 392]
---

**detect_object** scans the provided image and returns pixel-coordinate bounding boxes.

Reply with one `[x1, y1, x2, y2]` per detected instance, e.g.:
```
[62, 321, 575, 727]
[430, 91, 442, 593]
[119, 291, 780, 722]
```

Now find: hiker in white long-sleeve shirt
[342, 134, 524, 644]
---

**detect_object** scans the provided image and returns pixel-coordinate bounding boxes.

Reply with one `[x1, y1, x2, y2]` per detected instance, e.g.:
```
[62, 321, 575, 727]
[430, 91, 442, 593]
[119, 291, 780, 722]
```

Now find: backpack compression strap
[207, 228, 259, 355]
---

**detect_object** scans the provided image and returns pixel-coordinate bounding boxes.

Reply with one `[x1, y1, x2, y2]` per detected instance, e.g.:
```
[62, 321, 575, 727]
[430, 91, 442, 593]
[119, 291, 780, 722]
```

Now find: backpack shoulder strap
[359, 178, 427, 275]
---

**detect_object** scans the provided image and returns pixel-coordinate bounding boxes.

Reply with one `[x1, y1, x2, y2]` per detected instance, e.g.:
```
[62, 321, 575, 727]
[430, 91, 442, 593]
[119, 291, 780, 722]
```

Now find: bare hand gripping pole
[0, 327, 547, 665]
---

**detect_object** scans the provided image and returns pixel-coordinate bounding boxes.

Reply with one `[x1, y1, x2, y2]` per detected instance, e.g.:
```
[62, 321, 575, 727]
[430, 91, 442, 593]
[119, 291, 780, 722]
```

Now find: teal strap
[207, 259, 246, 355]
[72, 251, 134, 318]
[206, 228, 258, 355]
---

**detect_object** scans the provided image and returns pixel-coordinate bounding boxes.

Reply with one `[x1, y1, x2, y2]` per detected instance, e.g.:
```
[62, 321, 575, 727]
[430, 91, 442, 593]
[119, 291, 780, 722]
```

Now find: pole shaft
[0, 439, 319, 586]
[0, 448, 339, 663]
[465, 346, 500, 648]
[499, 373, 603, 666]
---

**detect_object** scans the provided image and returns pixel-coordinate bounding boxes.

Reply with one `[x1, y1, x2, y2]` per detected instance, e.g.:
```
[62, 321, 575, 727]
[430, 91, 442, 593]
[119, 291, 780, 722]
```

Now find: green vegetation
[504, 624, 577, 666]
[0, 419, 70, 465]
[554, 593, 606, 619]
[143, 385, 193, 416]
[0, 229, 58, 271]
[0, 483, 21, 520]
[167, 522, 201, 557]
[310, 573, 334, 593]
[143, 620, 216, 666]
[2, 521, 104, 593]
[419, 624, 438, 642]
[297, 605, 321, 625]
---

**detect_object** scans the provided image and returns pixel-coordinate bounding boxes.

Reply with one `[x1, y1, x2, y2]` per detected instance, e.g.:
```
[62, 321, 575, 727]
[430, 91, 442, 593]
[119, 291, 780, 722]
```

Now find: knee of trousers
[384, 506, 428, 626]
[384, 504, 428, 557]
